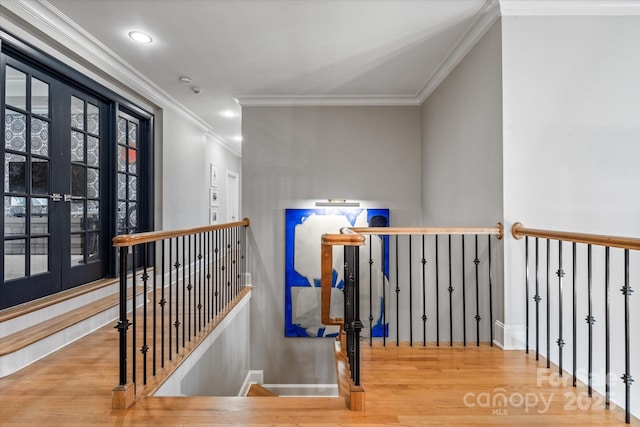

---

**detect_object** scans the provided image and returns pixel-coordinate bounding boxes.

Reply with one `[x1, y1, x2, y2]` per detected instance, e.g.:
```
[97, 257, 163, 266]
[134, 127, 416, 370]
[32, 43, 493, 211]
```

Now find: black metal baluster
[556, 241, 564, 376]
[186, 235, 192, 341]
[368, 235, 373, 346]
[215, 230, 219, 316]
[435, 235, 440, 346]
[222, 229, 226, 312]
[183, 235, 187, 346]
[409, 235, 413, 346]
[586, 244, 593, 396]
[382, 233, 387, 347]
[132, 246, 137, 388]
[344, 246, 354, 375]
[242, 224, 247, 290]
[169, 238, 173, 360]
[535, 238, 540, 360]
[621, 249, 633, 424]
[421, 235, 427, 346]
[475, 235, 481, 347]
[176, 236, 184, 353]
[232, 227, 236, 299]
[203, 232, 208, 323]
[227, 228, 232, 306]
[198, 232, 204, 331]
[174, 237, 180, 355]
[488, 235, 494, 346]
[116, 246, 129, 387]
[605, 246, 610, 407]
[141, 244, 149, 385]
[152, 241, 157, 376]
[350, 245, 362, 386]
[233, 227, 240, 295]
[525, 236, 529, 353]
[448, 234, 453, 346]
[395, 235, 400, 346]
[197, 233, 209, 332]
[224, 228, 229, 307]
[462, 235, 466, 346]
[161, 240, 166, 367]
[572, 242, 577, 387]
[546, 239, 550, 369]
[210, 230, 214, 318]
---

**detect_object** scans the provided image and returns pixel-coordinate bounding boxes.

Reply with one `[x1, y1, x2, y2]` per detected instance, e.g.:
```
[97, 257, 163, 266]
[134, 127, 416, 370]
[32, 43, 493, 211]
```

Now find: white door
[226, 170, 239, 222]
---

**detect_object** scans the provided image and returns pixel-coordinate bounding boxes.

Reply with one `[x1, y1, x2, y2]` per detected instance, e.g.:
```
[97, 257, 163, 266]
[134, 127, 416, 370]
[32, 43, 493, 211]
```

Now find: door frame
[1, 30, 154, 308]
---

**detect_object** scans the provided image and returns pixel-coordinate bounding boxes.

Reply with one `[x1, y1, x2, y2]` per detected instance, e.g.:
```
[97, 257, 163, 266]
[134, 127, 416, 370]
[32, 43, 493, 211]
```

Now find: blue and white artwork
[285, 208, 389, 337]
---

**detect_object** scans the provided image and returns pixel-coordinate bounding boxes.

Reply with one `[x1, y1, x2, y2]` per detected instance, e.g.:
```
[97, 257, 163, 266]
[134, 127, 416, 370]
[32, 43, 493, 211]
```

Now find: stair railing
[111, 219, 250, 409]
[321, 223, 503, 410]
[512, 222, 640, 424]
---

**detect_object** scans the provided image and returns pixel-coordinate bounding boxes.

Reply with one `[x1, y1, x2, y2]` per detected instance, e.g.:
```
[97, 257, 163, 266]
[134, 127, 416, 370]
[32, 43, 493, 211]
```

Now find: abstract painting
[285, 208, 389, 337]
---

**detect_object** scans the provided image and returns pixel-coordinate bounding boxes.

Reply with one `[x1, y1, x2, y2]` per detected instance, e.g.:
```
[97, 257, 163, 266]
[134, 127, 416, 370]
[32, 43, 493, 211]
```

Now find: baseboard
[494, 321, 526, 350]
[238, 370, 264, 396]
[261, 384, 338, 397]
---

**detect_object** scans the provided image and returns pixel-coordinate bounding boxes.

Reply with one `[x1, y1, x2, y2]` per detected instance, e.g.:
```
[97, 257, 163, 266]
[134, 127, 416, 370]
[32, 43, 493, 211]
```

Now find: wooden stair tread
[0, 277, 120, 322]
[136, 396, 346, 411]
[0, 285, 145, 356]
[247, 383, 278, 397]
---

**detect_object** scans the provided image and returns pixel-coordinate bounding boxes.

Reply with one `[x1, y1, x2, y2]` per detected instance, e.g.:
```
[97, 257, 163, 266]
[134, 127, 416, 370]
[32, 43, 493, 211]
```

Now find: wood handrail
[512, 222, 640, 251]
[112, 218, 250, 247]
[321, 229, 365, 326]
[349, 223, 504, 239]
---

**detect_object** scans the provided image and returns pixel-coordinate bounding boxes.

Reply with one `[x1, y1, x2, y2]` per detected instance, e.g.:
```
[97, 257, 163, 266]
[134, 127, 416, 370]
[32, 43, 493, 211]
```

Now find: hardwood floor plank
[0, 315, 637, 426]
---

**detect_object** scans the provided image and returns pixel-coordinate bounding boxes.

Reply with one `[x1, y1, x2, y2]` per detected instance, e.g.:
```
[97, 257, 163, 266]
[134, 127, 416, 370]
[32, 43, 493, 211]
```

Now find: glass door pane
[69, 96, 101, 266]
[3, 65, 51, 282]
[117, 115, 138, 235]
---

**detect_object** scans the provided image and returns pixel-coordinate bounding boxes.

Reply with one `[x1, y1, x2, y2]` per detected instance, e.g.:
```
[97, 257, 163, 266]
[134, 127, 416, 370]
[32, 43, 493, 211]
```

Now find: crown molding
[205, 131, 242, 157]
[416, 0, 500, 104]
[235, 94, 420, 107]
[237, 1, 500, 108]
[2, 0, 229, 145]
[499, 0, 640, 16]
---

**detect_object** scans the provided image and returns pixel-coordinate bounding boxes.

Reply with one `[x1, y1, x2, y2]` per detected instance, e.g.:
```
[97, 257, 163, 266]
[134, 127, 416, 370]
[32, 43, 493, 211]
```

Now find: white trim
[416, 0, 500, 103]
[237, 370, 264, 397]
[238, 0, 501, 107]
[499, 0, 640, 16]
[5, 0, 502, 114]
[494, 321, 526, 350]
[235, 94, 419, 107]
[3, 0, 232, 147]
[261, 384, 339, 397]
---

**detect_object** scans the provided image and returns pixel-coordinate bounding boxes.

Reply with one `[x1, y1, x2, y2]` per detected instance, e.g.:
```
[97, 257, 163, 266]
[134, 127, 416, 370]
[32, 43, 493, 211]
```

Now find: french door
[1, 57, 110, 308]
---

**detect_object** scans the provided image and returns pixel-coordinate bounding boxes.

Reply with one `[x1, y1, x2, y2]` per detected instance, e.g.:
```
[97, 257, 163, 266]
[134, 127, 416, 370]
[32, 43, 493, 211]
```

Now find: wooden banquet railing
[321, 223, 503, 411]
[512, 222, 640, 424]
[111, 219, 250, 409]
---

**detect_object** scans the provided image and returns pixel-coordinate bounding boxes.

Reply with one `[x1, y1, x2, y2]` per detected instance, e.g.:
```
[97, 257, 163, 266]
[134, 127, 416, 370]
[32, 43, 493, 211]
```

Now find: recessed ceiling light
[179, 76, 192, 84]
[232, 135, 243, 142]
[221, 110, 238, 118]
[128, 31, 153, 44]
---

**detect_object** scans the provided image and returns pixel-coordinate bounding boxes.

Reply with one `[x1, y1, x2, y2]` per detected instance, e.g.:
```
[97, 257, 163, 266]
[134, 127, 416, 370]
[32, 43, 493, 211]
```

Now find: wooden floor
[0, 320, 636, 426]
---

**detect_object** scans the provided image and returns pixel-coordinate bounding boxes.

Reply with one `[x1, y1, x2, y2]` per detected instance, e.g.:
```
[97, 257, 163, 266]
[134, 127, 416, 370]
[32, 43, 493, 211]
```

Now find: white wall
[421, 21, 504, 340]
[502, 14, 640, 416]
[161, 110, 241, 230]
[242, 106, 422, 384]
[421, 21, 503, 227]
[154, 290, 251, 396]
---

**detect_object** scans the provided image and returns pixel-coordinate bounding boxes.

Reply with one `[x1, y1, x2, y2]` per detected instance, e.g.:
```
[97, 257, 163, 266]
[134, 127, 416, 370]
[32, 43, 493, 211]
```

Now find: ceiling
[39, 0, 494, 153]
